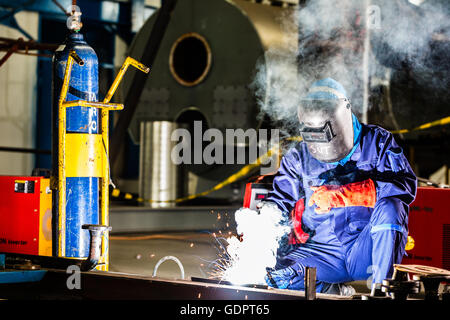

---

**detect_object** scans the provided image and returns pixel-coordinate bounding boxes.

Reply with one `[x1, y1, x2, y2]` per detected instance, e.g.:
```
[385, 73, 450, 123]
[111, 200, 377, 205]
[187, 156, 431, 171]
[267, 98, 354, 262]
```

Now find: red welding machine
[402, 187, 450, 270]
[0, 176, 52, 257]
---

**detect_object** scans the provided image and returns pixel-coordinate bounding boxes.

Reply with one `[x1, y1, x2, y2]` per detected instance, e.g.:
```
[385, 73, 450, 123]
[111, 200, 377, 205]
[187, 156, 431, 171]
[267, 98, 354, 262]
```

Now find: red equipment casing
[0, 176, 52, 256]
[402, 187, 450, 270]
[243, 182, 272, 210]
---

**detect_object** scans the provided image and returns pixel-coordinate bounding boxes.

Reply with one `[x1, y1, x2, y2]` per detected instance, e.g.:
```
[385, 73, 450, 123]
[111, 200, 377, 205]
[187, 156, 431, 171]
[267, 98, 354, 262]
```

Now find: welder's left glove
[308, 179, 376, 214]
[265, 266, 301, 289]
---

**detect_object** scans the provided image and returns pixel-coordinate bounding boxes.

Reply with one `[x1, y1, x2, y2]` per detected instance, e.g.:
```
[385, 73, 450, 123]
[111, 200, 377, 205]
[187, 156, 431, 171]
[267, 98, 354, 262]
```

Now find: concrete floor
[109, 231, 228, 281]
[108, 205, 239, 281]
[108, 231, 371, 294]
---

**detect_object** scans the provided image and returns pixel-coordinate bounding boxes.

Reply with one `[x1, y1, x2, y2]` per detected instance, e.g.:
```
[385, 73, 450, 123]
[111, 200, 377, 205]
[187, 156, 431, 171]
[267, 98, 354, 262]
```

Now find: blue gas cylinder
[52, 32, 99, 258]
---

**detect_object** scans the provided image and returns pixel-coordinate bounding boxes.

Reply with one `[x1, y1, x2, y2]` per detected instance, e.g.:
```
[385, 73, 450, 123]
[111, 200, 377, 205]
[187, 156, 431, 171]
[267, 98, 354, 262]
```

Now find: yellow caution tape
[174, 145, 279, 203]
[111, 188, 121, 197]
[111, 143, 283, 204]
[391, 116, 450, 134]
[124, 193, 133, 200]
[112, 115, 450, 204]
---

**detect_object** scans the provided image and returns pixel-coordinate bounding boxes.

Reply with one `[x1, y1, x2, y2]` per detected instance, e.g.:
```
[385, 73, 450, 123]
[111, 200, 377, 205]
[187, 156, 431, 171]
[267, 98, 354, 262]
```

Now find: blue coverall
[265, 118, 417, 292]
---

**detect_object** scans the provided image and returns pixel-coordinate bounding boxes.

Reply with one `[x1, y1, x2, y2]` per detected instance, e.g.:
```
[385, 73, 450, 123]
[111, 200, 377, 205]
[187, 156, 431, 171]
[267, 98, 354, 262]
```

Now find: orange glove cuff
[309, 179, 376, 213]
[336, 179, 377, 208]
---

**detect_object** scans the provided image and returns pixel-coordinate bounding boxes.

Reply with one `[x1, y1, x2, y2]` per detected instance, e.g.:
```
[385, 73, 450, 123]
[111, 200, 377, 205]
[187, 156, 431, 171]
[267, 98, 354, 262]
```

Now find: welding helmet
[298, 78, 354, 163]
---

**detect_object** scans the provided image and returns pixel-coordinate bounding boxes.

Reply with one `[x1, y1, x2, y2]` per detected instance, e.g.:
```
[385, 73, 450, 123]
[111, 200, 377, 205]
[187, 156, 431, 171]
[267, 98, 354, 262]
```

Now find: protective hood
[298, 78, 358, 163]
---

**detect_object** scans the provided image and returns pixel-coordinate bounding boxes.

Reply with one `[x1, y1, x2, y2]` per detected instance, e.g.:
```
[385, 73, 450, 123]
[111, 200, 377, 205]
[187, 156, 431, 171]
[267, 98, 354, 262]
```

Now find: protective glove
[290, 198, 310, 244]
[265, 266, 300, 289]
[308, 179, 376, 214]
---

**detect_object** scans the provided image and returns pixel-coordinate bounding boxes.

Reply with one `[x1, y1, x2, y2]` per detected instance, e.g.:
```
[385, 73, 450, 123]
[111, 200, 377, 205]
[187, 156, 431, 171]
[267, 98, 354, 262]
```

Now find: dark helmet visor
[299, 121, 335, 143]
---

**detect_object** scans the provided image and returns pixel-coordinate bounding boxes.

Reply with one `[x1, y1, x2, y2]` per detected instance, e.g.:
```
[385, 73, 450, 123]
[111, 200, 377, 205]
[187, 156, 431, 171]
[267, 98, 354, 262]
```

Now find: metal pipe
[103, 56, 150, 103]
[152, 255, 185, 280]
[362, 0, 371, 124]
[417, 177, 450, 188]
[305, 267, 317, 300]
[51, 0, 71, 16]
[62, 100, 123, 110]
[0, 42, 19, 67]
[80, 225, 111, 271]
[69, 52, 84, 66]
[56, 52, 76, 257]
[0, 268, 351, 300]
[97, 56, 149, 270]
[0, 146, 51, 154]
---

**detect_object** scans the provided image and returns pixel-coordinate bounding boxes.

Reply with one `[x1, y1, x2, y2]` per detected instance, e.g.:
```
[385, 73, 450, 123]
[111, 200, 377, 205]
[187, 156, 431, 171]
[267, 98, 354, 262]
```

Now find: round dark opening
[176, 108, 209, 137]
[170, 33, 211, 87]
[175, 108, 212, 175]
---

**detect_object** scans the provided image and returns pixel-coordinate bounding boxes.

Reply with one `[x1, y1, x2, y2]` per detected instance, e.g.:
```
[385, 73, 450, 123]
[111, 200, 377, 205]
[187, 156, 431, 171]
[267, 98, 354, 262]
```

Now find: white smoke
[220, 0, 449, 286]
[223, 204, 290, 285]
[252, 0, 450, 129]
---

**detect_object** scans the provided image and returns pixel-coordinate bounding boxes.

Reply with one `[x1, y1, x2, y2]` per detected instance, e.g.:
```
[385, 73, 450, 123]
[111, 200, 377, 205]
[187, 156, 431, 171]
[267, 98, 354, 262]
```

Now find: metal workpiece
[413, 274, 449, 301]
[381, 271, 420, 301]
[379, 264, 450, 300]
[138, 121, 187, 208]
[0, 269, 349, 300]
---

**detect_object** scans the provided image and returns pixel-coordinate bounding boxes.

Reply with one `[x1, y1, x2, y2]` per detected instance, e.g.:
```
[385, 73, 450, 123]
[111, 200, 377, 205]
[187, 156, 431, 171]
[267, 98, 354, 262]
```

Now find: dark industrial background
[0, 0, 449, 300]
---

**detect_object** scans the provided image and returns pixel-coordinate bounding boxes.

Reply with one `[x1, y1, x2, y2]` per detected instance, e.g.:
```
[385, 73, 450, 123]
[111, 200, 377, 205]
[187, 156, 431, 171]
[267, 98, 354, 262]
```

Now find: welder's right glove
[265, 266, 300, 289]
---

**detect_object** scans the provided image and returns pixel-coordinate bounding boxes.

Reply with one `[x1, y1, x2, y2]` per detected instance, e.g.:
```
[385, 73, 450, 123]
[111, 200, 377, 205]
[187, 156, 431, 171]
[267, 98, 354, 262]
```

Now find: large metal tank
[122, 0, 297, 181]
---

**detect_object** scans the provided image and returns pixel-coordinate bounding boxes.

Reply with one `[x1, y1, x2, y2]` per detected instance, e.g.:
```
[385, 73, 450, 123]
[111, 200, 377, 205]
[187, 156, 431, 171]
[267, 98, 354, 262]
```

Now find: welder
[262, 78, 417, 295]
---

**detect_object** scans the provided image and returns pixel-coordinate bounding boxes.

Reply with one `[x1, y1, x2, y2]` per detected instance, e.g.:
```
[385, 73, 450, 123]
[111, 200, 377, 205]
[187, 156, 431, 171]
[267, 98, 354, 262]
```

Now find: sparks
[209, 206, 290, 286]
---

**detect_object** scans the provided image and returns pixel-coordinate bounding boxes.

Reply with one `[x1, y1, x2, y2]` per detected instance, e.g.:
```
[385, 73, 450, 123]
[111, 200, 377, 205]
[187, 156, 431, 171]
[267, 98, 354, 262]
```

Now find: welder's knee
[370, 197, 408, 227]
